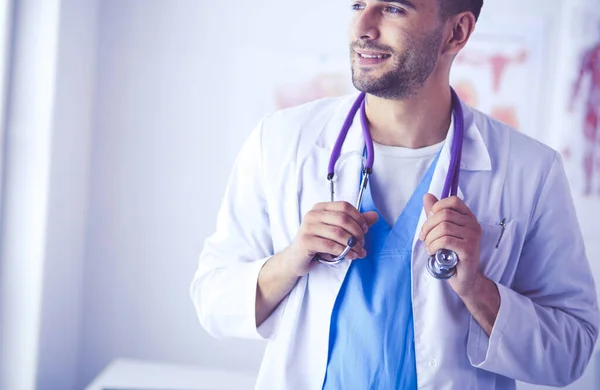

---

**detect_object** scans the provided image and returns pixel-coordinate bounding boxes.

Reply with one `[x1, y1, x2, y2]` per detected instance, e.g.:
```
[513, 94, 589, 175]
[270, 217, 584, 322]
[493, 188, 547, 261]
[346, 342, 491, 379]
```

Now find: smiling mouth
[358, 53, 392, 59]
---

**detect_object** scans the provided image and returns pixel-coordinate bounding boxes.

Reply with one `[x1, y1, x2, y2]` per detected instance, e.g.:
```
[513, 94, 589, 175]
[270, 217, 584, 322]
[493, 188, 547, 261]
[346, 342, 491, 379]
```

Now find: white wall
[77, 1, 599, 389]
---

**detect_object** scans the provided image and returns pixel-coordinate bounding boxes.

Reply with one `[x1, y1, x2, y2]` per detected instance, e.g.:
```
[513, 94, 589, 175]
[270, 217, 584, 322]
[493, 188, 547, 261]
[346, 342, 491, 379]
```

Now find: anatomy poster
[563, 4, 600, 199]
[230, 47, 355, 129]
[449, 15, 546, 139]
[265, 52, 354, 111]
[557, 1, 600, 287]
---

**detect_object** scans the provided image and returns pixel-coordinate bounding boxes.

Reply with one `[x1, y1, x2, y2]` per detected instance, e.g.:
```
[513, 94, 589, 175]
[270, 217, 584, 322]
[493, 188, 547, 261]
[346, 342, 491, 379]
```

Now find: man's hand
[420, 193, 500, 336]
[283, 201, 379, 277]
[256, 202, 378, 327]
[419, 194, 482, 297]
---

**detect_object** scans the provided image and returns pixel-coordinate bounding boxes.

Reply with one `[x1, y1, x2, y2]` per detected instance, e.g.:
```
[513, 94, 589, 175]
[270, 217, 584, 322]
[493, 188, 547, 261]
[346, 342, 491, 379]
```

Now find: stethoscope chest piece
[426, 249, 458, 280]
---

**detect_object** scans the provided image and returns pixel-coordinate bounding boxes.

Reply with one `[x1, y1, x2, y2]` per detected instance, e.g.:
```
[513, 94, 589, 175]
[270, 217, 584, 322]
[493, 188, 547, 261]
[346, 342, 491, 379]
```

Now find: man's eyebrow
[376, 0, 417, 10]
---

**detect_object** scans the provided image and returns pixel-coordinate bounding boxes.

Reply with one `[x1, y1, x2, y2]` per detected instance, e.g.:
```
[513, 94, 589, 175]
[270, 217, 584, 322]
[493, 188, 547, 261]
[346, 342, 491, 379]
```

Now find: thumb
[423, 193, 439, 218]
[362, 211, 379, 227]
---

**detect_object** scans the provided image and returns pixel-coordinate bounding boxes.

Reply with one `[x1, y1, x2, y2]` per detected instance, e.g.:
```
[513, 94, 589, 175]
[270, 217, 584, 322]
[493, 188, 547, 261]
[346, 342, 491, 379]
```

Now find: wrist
[458, 271, 488, 302]
[276, 248, 307, 279]
[457, 272, 501, 336]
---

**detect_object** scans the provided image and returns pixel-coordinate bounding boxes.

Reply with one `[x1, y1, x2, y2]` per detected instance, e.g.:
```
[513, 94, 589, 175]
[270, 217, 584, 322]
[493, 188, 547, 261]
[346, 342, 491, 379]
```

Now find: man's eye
[385, 6, 405, 15]
[351, 3, 365, 11]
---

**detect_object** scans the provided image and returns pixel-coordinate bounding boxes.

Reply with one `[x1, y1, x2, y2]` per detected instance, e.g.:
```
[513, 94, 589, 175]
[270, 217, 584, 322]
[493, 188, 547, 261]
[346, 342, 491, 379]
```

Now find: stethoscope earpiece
[426, 249, 458, 280]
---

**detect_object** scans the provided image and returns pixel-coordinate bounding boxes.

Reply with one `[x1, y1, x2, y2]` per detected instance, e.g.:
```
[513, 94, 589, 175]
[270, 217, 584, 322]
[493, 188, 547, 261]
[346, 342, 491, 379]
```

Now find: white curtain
[0, 0, 98, 388]
[0, 1, 68, 390]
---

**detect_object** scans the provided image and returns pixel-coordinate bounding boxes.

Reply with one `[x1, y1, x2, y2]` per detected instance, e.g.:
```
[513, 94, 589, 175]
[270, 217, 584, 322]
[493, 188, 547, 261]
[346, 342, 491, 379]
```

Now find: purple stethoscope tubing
[318, 88, 464, 279]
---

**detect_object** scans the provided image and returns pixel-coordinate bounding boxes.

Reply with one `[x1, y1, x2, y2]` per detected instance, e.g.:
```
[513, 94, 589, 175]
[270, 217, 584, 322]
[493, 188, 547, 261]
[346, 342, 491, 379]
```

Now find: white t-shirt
[369, 140, 445, 227]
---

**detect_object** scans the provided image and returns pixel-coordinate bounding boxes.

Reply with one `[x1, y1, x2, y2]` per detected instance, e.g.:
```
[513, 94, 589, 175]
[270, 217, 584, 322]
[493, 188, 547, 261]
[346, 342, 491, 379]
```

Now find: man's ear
[442, 12, 477, 57]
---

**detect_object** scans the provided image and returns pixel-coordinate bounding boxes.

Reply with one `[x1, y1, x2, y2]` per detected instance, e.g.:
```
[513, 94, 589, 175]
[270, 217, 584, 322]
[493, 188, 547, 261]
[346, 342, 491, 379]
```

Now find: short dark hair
[438, 0, 483, 21]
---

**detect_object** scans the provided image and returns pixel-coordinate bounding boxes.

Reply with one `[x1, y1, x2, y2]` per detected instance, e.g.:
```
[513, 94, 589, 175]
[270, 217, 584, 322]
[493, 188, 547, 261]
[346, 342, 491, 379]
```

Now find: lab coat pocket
[478, 219, 518, 283]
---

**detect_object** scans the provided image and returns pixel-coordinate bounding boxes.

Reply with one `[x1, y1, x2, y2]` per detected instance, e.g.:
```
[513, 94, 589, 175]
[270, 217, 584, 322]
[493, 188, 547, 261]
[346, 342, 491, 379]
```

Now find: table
[85, 358, 258, 390]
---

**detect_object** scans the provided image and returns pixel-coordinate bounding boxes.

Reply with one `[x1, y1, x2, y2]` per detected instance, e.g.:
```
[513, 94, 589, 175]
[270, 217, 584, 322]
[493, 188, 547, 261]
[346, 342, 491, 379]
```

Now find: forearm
[459, 273, 501, 336]
[256, 251, 301, 327]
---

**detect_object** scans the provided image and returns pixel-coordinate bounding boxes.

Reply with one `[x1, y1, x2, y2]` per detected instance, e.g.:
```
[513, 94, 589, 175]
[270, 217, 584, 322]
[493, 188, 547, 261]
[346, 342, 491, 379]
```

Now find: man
[191, 1, 600, 389]
[570, 23, 600, 196]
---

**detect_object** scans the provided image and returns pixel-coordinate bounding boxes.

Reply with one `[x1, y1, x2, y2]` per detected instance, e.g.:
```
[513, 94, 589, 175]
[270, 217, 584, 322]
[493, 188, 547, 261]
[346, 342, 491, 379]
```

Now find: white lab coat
[190, 94, 600, 390]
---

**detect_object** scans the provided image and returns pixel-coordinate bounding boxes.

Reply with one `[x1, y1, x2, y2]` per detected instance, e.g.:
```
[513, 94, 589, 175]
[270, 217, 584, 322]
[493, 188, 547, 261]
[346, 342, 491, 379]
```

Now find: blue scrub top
[322, 153, 440, 390]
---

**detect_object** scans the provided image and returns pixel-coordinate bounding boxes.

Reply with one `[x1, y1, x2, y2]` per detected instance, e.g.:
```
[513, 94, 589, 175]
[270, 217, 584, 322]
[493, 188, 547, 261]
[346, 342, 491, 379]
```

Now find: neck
[364, 79, 453, 149]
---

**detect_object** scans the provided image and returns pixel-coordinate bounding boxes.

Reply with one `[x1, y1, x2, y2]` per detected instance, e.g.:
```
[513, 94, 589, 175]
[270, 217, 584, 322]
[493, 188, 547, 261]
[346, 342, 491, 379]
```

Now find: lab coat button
[428, 358, 438, 369]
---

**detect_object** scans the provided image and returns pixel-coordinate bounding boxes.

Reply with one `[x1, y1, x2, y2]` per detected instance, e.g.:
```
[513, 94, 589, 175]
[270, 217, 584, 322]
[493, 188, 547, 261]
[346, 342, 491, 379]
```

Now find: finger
[309, 222, 366, 258]
[309, 236, 367, 260]
[423, 193, 439, 218]
[426, 235, 465, 257]
[362, 211, 379, 227]
[314, 210, 366, 245]
[423, 221, 465, 248]
[310, 237, 363, 261]
[420, 209, 471, 241]
[431, 196, 472, 216]
[323, 201, 369, 233]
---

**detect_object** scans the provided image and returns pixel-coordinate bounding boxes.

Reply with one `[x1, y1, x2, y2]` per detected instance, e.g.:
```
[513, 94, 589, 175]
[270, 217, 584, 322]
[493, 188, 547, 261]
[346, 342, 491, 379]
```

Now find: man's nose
[352, 7, 380, 41]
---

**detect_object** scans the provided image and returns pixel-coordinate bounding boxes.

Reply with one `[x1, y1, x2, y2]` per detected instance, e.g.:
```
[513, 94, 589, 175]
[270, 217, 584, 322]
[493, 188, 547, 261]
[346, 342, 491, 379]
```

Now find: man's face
[348, 0, 446, 100]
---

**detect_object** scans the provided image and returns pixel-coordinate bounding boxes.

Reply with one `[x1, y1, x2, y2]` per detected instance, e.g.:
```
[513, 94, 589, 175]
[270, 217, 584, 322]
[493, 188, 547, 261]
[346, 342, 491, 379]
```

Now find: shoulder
[260, 94, 356, 138]
[468, 105, 558, 167]
[255, 94, 359, 162]
[465, 104, 561, 203]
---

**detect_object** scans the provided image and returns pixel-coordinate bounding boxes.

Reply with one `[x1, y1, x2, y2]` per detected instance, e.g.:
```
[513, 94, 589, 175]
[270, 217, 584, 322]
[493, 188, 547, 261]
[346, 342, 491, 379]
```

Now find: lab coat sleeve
[467, 152, 600, 386]
[190, 117, 283, 340]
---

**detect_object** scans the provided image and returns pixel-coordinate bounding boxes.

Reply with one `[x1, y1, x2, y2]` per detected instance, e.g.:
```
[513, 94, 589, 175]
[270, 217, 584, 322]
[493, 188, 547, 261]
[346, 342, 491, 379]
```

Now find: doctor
[191, 0, 600, 389]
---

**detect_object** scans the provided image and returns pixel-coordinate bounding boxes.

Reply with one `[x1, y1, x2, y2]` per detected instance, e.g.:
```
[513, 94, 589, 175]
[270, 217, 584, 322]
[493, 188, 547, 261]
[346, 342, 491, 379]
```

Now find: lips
[355, 50, 392, 59]
[357, 52, 392, 59]
[354, 50, 392, 66]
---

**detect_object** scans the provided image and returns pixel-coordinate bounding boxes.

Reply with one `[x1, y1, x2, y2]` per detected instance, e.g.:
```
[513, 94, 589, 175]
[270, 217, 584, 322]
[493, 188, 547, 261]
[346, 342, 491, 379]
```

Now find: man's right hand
[282, 201, 379, 277]
[256, 201, 378, 327]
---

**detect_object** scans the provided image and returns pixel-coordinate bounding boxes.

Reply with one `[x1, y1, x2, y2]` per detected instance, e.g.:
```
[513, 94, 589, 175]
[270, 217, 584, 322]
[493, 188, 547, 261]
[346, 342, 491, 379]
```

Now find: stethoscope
[315, 88, 464, 280]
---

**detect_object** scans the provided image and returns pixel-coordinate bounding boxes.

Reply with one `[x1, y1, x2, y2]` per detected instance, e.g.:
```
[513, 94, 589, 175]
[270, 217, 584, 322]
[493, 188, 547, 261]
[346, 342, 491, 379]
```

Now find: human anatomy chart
[266, 52, 355, 111]
[568, 21, 600, 197]
[569, 38, 600, 196]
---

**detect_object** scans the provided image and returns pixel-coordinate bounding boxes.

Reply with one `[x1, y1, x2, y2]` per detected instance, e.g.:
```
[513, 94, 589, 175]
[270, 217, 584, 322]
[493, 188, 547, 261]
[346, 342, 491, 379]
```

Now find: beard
[350, 25, 444, 100]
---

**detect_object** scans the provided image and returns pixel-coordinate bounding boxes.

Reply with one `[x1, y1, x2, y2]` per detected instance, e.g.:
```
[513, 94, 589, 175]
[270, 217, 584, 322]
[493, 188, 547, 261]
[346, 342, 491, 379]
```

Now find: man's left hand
[419, 193, 482, 298]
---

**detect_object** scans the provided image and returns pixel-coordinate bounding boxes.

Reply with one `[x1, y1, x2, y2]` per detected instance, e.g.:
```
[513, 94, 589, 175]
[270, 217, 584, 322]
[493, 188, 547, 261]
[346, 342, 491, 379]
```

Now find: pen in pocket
[495, 218, 507, 249]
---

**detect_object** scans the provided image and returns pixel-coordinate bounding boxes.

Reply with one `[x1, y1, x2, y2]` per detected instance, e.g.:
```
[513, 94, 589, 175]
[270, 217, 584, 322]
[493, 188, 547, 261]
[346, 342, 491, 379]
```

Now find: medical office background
[0, 0, 599, 389]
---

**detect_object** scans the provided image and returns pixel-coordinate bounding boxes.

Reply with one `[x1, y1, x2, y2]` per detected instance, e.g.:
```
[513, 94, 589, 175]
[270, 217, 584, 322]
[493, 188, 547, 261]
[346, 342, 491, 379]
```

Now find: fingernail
[347, 236, 358, 248]
[362, 224, 368, 233]
[361, 249, 367, 258]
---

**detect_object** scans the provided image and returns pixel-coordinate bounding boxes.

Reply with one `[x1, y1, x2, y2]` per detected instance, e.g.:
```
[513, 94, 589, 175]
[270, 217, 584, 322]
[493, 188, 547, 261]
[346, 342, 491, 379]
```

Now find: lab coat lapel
[289, 95, 366, 384]
[314, 93, 366, 207]
[411, 99, 492, 276]
[296, 95, 358, 223]
[296, 93, 365, 276]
